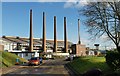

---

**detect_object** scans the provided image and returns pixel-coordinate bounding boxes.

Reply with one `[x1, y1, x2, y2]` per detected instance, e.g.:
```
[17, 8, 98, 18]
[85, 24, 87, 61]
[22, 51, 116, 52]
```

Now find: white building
[1, 36, 73, 59]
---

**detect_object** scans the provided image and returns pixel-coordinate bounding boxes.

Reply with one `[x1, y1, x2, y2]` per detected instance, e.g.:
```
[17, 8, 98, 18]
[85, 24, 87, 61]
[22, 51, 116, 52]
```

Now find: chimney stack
[64, 17, 68, 53]
[29, 9, 33, 52]
[78, 19, 81, 44]
[54, 16, 57, 52]
[42, 12, 46, 52]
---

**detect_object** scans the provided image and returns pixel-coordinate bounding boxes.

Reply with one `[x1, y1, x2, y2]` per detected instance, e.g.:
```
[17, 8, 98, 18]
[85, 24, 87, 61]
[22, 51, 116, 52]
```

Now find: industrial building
[1, 36, 73, 53]
[1, 36, 73, 59]
[1, 9, 87, 59]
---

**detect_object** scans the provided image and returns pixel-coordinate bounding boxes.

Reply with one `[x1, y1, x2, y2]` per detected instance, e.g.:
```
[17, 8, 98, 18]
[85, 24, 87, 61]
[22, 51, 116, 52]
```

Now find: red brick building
[71, 44, 86, 56]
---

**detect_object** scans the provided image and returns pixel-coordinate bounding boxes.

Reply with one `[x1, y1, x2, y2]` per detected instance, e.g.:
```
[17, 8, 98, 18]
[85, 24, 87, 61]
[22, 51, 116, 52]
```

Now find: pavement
[1, 58, 72, 76]
[1, 65, 21, 75]
[1, 59, 48, 74]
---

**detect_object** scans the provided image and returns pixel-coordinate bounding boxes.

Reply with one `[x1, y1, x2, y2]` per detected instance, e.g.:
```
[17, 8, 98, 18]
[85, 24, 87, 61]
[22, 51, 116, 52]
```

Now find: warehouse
[2, 36, 73, 52]
[1, 36, 73, 59]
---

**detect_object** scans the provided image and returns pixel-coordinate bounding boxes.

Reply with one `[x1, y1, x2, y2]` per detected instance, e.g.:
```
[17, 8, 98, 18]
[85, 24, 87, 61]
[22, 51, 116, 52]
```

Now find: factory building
[1, 36, 73, 59]
[1, 36, 73, 53]
[1, 9, 87, 59]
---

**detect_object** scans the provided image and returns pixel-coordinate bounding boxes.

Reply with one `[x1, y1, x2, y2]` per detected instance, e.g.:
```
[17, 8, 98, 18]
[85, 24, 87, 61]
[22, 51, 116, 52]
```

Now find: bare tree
[79, 1, 120, 52]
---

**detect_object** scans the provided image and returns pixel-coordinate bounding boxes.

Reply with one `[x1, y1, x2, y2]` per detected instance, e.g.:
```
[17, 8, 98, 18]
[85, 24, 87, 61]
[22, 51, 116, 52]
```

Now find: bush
[105, 51, 120, 71]
[97, 53, 105, 57]
[94, 51, 98, 55]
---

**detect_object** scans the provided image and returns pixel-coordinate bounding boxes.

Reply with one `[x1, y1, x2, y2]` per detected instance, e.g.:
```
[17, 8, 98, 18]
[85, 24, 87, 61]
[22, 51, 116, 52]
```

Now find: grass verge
[67, 56, 113, 75]
[0, 51, 27, 68]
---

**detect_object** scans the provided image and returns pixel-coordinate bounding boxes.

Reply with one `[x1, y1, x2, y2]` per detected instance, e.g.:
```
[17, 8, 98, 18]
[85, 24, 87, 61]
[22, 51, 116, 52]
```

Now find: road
[2, 58, 71, 76]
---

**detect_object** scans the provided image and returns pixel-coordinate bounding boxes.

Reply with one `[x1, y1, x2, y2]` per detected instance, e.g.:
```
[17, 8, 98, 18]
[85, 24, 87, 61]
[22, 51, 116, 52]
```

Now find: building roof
[2, 36, 73, 47]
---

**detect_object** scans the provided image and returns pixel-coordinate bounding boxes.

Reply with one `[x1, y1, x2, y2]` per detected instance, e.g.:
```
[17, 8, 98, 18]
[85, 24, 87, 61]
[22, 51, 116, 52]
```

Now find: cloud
[64, 0, 120, 8]
[81, 38, 90, 45]
[64, 2, 76, 8]
[64, 0, 89, 8]
[99, 35, 110, 42]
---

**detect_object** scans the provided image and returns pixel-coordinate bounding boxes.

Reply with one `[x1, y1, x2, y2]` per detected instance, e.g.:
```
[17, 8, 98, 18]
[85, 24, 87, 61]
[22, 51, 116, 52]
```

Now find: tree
[79, 1, 120, 53]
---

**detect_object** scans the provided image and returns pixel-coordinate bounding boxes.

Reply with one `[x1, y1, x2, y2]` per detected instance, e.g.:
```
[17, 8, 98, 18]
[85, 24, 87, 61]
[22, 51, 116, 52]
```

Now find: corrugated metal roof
[1, 36, 73, 47]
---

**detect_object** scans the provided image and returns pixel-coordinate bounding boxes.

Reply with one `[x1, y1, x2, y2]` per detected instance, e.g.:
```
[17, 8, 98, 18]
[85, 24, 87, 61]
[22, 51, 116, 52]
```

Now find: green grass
[67, 56, 112, 74]
[0, 51, 27, 68]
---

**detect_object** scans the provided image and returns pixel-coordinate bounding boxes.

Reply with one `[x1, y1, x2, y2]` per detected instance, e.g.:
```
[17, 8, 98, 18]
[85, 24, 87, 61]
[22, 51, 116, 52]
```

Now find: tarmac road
[2, 58, 71, 76]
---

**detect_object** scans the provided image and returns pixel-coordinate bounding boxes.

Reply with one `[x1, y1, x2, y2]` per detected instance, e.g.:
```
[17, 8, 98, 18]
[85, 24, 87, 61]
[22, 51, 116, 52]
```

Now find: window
[25, 53, 28, 56]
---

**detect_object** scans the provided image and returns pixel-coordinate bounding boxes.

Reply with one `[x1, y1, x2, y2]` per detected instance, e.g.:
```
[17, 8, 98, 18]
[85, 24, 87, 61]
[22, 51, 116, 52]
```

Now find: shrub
[105, 51, 120, 71]
[94, 51, 98, 55]
[97, 53, 105, 57]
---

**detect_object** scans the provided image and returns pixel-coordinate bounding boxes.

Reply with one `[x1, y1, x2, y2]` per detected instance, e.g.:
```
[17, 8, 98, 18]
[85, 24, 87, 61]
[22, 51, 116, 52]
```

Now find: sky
[1, 0, 116, 50]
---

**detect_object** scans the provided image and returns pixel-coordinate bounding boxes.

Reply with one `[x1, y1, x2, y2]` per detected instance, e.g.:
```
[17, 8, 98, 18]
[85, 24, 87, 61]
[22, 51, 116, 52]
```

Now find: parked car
[65, 56, 70, 61]
[28, 57, 40, 66]
[65, 54, 78, 61]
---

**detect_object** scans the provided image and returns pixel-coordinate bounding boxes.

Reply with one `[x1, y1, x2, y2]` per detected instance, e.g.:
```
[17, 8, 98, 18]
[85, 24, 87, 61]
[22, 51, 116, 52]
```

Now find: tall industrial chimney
[29, 9, 33, 52]
[54, 16, 57, 52]
[78, 19, 81, 44]
[64, 17, 68, 53]
[42, 12, 46, 52]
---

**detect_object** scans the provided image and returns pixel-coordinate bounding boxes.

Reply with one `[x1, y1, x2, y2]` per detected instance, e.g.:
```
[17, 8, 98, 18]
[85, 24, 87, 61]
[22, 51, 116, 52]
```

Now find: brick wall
[71, 44, 86, 56]
[76, 44, 86, 56]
